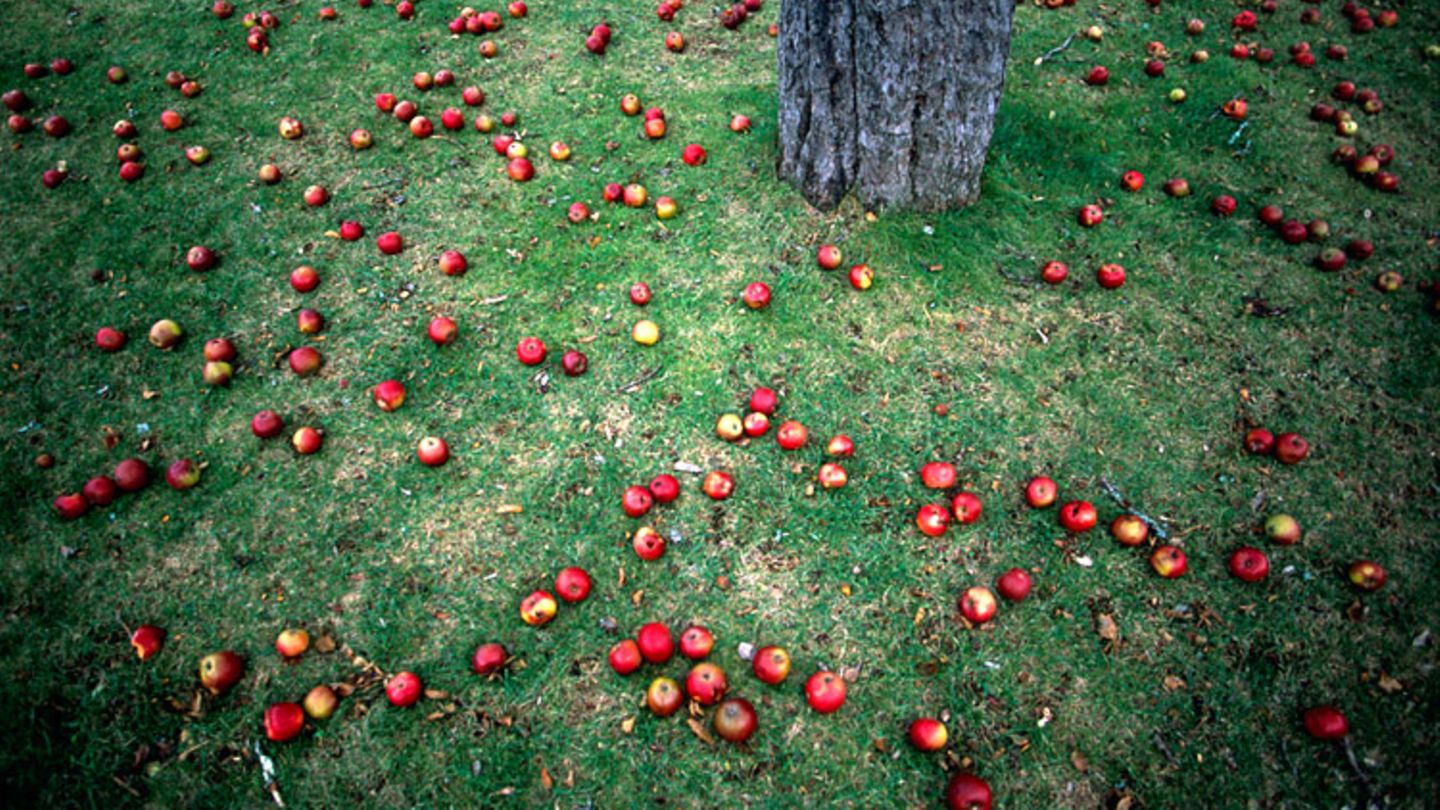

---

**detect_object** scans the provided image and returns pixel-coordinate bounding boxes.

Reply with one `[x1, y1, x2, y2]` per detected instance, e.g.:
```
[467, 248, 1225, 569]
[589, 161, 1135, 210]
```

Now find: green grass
[1, 0, 1438, 806]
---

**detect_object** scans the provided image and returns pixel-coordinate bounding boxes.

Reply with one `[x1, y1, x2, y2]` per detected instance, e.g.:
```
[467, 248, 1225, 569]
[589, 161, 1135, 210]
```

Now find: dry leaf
[1163, 675, 1186, 692]
[1070, 750, 1089, 772]
[687, 718, 714, 745]
[621, 716, 636, 734]
[314, 635, 336, 654]
[539, 767, 553, 791]
[1378, 673, 1404, 693]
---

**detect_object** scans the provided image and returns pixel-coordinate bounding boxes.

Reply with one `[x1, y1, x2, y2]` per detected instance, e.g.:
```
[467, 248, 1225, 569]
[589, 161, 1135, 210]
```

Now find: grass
[0, 0, 1437, 806]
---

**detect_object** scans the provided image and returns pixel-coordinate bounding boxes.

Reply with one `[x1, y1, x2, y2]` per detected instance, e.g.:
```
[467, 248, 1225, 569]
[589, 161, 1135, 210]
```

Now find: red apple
[251, 410, 284, 439]
[114, 458, 150, 492]
[908, 717, 948, 751]
[166, 458, 201, 491]
[826, 434, 854, 457]
[646, 677, 683, 716]
[622, 485, 654, 517]
[632, 526, 665, 561]
[519, 590, 558, 626]
[1041, 260, 1069, 284]
[292, 426, 323, 455]
[685, 662, 728, 706]
[1120, 170, 1145, 191]
[682, 143, 707, 166]
[82, 476, 118, 507]
[555, 566, 592, 603]
[264, 702, 305, 742]
[629, 281, 652, 305]
[951, 492, 982, 524]
[1110, 514, 1149, 546]
[637, 622, 674, 664]
[417, 436, 449, 467]
[916, 504, 950, 537]
[703, 471, 735, 500]
[713, 698, 757, 743]
[1347, 560, 1386, 591]
[680, 626, 714, 659]
[288, 346, 322, 376]
[648, 474, 680, 503]
[1303, 705, 1349, 740]
[199, 650, 244, 695]
[818, 463, 848, 489]
[130, 624, 165, 660]
[1228, 547, 1270, 582]
[804, 671, 846, 713]
[750, 387, 778, 415]
[95, 327, 127, 352]
[275, 628, 309, 658]
[1275, 433, 1309, 464]
[1077, 204, 1104, 227]
[608, 639, 642, 675]
[945, 774, 993, 810]
[752, 645, 791, 685]
[742, 282, 771, 309]
[1244, 428, 1275, 455]
[995, 568, 1032, 602]
[386, 671, 422, 707]
[960, 586, 997, 624]
[560, 349, 588, 377]
[516, 336, 547, 365]
[297, 309, 325, 334]
[1150, 545, 1188, 578]
[816, 244, 842, 270]
[1058, 501, 1097, 533]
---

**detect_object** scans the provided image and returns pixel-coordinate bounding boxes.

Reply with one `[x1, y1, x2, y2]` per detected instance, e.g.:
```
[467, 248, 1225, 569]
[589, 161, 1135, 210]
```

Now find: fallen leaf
[687, 718, 714, 745]
[621, 716, 635, 734]
[1378, 673, 1404, 693]
[1163, 674, 1186, 692]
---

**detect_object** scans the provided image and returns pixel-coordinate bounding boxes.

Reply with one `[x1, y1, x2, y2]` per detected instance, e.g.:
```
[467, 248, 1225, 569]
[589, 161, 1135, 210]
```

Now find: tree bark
[778, 0, 1016, 212]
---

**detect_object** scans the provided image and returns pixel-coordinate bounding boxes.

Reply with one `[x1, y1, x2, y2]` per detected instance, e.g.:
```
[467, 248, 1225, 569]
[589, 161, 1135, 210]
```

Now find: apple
[258, 163, 281, 184]
[555, 567, 592, 603]
[1258, 206, 1284, 227]
[567, 202, 592, 224]
[297, 308, 325, 334]
[431, 249, 469, 278]
[620, 94, 642, 116]
[130, 625, 165, 660]
[848, 263, 874, 290]
[608, 639, 643, 675]
[1, 89, 30, 112]
[1150, 545, 1188, 578]
[818, 463, 848, 489]
[1274, 433, 1309, 464]
[623, 183, 648, 208]
[1347, 560, 1386, 591]
[1168, 88, 1187, 104]
[750, 387, 778, 415]
[1347, 240, 1374, 260]
[1120, 171, 1144, 192]
[292, 426, 323, 455]
[117, 144, 143, 164]
[655, 196, 678, 220]
[816, 244, 843, 270]
[826, 434, 854, 457]
[1111, 514, 1149, 546]
[1163, 178, 1190, 198]
[666, 31, 686, 52]
[252, 410, 284, 439]
[960, 586, 997, 624]
[82, 476, 118, 507]
[908, 718, 948, 751]
[622, 485, 654, 517]
[303, 685, 338, 720]
[53, 493, 88, 520]
[107, 66, 127, 84]
[916, 504, 950, 537]
[804, 671, 846, 713]
[289, 265, 320, 293]
[643, 119, 667, 141]
[375, 93, 398, 113]
[1025, 476, 1057, 508]
[996, 568, 1032, 602]
[948, 493, 981, 525]
[713, 698, 757, 744]
[1258, 513, 1301, 546]
[752, 646, 790, 685]
[397, 1, 415, 20]
[920, 462, 957, 489]
[408, 116, 434, 138]
[680, 626, 714, 659]
[1041, 260, 1069, 284]
[1058, 501, 1097, 532]
[685, 663, 728, 705]
[945, 773, 993, 810]
[95, 327, 127, 352]
[386, 671, 422, 707]
[1303, 706, 1349, 741]
[184, 145, 210, 165]
[303, 185, 329, 207]
[199, 650, 244, 695]
[1211, 195, 1237, 217]
[516, 336, 547, 366]
[682, 143, 707, 166]
[288, 346, 322, 376]
[264, 702, 305, 742]
[506, 141, 528, 160]
[278, 116, 303, 140]
[632, 320, 660, 346]
[504, 157, 533, 182]
[1315, 248, 1346, 273]
[417, 436, 449, 467]
[730, 114, 751, 132]
[646, 677, 684, 717]
[509, 2, 528, 17]
[7, 114, 31, 134]
[703, 471, 735, 500]
[557, 349, 588, 377]
[1145, 59, 1165, 77]
[717, 413, 744, 441]
[742, 282, 771, 309]
[204, 338, 236, 363]
[1228, 547, 1270, 582]
[374, 231, 404, 257]
[648, 474, 680, 503]
[1077, 204, 1104, 227]
[774, 420, 808, 450]
[394, 100, 417, 122]
[1244, 428, 1275, 455]
[629, 282, 652, 307]
[632, 526, 665, 561]
[637, 622, 674, 663]
[166, 459, 201, 490]
[114, 458, 150, 492]
[1307, 220, 1331, 242]
[1085, 65, 1110, 85]
[519, 590, 558, 626]
[148, 319, 183, 349]
[1375, 271, 1403, 292]
[275, 628, 310, 658]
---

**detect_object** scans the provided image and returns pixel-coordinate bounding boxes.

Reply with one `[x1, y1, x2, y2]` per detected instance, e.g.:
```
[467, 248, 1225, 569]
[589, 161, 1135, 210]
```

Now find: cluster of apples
[720, 0, 763, 31]
[1253, 203, 1376, 277]
[1341, 2, 1399, 33]
[512, 335, 589, 378]
[815, 243, 874, 291]
[51, 455, 200, 519]
[584, 22, 613, 56]
[714, 385, 855, 489]
[518, 566, 592, 627]
[235, 7, 281, 54]
[4, 61, 78, 186]
[250, 408, 323, 455]
[608, 623, 844, 741]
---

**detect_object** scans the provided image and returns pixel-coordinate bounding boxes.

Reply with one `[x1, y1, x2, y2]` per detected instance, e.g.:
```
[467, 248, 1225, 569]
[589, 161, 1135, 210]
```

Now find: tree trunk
[777, 0, 1016, 212]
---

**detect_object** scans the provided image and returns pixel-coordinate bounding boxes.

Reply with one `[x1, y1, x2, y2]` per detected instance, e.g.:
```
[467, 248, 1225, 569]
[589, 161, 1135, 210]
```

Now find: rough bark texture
[778, 0, 1016, 212]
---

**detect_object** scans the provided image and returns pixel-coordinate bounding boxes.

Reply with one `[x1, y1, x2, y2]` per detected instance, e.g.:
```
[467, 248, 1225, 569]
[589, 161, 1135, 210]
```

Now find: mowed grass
[1, 0, 1438, 806]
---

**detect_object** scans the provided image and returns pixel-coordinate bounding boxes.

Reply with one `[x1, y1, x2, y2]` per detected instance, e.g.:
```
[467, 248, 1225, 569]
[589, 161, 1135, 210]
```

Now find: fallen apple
[804, 671, 846, 713]
[908, 717, 948, 751]
[264, 702, 305, 742]
[519, 590, 558, 626]
[199, 650, 245, 695]
[637, 622, 674, 663]
[386, 671, 422, 707]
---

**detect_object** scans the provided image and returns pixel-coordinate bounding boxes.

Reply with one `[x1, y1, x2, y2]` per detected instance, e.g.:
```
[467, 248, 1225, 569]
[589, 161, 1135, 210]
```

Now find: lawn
[1, 0, 1437, 807]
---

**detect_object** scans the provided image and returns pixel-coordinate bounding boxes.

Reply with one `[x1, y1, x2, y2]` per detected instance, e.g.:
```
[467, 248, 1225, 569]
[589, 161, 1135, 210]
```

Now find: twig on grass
[1342, 736, 1383, 807]
[1100, 478, 1169, 540]
[617, 366, 664, 393]
[1153, 732, 1181, 767]
[1034, 32, 1078, 67]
